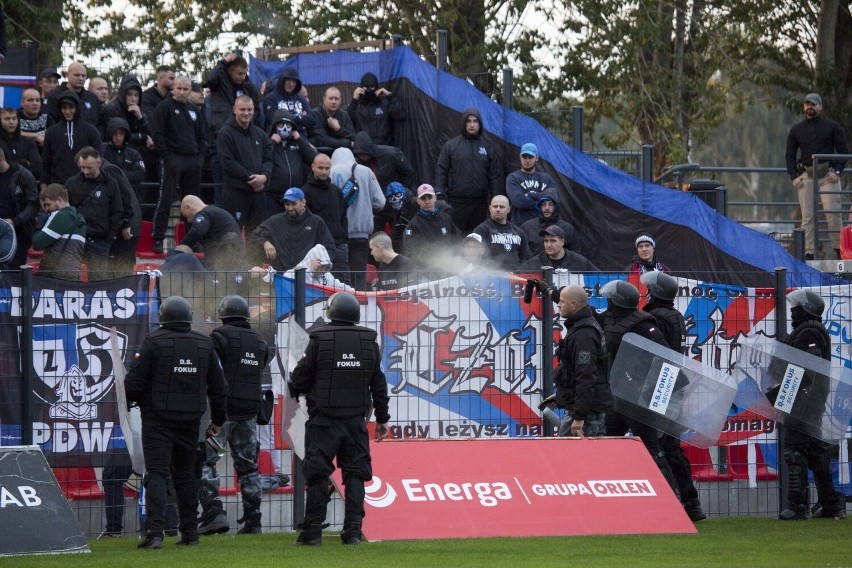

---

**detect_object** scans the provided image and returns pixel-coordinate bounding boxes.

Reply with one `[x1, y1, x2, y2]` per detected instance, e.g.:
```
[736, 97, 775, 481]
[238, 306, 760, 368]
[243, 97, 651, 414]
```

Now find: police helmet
[159, 296, 193, 324]
[640, 270, 678, 301]
[786, 289, 824, 317]
[218, 295, 250, 321]
[326, 292, 360, 324]
[600, 280, 640, 309]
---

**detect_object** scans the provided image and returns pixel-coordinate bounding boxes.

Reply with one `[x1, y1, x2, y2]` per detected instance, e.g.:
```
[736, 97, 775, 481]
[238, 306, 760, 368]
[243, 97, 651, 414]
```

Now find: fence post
[540, 268, 555, 436]
[641, 144, 654, 182]
[812, 157, 821, 258]
[436, 30, 448, 72]
[774, 266, 788, 515]
[502, 67, 513, 110]
[715, 185, 728, 217]
[571, 105, 584, 152]
[792, 229, 805, 261]
[292, 268, 306, 529]
[20, 266, 34, 445]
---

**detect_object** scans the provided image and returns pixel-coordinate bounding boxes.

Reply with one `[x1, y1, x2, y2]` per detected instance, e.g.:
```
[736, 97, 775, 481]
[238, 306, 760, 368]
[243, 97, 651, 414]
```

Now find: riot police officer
[640, 271, 706, 522]
[289, 292, 390, 546]
[198, 295, 273, 535]
[125, 296, 228, 549]
[599, 280, 680, 497]
[777, 289, 845, 520]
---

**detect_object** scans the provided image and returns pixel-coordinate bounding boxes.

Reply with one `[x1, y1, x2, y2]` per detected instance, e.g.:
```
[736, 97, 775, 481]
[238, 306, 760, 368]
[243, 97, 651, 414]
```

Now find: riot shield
[610, 333, 737, 448]
[110, 327, 144, 474]
[278, 317, 311, 459]
[734, 337, 852, 443]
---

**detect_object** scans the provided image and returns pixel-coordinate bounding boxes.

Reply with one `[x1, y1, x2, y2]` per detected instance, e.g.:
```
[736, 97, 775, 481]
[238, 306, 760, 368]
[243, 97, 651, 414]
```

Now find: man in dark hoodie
[518, 225, 598, 273]
[217, 95, 272, 235]
[403, 184, 460, 272]
[520, 193, 581, 256]
[150, 76, 207, 252]
[40, 90, 103, 190]
[265, 109, 317, 220]
[385, 181, 419, 254]
[0, 147, 39, 267]
[262, 67, 316, 135]
[100, 75, 153, 152]
[309, 86, 355, 151]
[103, 117, 146, 192]
[45, 62, 102, 129]
[64, 146, 124, 280]
[352, 131, 415, 234]
[0, 107, 41, 180]
[101, 161, 141, 276]
[301, 153, 349, 278]
[347, 72, 405, 146]
[434, 107, 501, 233]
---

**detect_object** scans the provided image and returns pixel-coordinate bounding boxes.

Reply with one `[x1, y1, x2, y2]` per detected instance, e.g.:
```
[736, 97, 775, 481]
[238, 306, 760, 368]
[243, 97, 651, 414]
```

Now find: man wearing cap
[347, 72, 405, 146]
[403, 183, 460, 271]
[45, 62, 102, 129]
[38, 67, 62, 106]
[627, 233, 668, 275]
[519, 225, 599, 272]
[472, 195, 531, 271]
[521, 190, 582, 256]
[435, 107, 501, 233]
[251, 187, 335, 272]
[785, 92, 849, 260]
[151, 76, 207, 252]
[265, 108, 317, 221]
[506, 143, 555, 224]
[179, 194, 245, 272]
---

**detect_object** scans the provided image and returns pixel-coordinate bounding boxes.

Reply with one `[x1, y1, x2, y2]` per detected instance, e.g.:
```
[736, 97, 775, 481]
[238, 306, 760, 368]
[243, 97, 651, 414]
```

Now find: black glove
[287, 382, 300, 400]
[529, 278, 549, 294]
[538, 394, 556, 411]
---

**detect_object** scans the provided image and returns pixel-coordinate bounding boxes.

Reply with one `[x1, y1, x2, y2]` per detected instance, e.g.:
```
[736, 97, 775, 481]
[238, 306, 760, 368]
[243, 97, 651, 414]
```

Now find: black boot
[779, 449, 810, 520]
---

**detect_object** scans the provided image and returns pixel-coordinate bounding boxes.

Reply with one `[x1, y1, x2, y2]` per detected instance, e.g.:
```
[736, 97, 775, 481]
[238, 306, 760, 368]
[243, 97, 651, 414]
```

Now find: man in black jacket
[518, 225, 598, 273]
[217, 95, 272, 236]
[352, 131, 415, 234]
[179, 194, 245, 273]
[347, 72, 405, 146]
[125, 296, 228, 549]
[0, 148, 39, 267]
[64, 146, 123, 280]
[520, 192, 581, 256]
[301, 153, 349, 277]
[44, 62, 102, 129]
[0, 107, 41, 180]
[309, 86, 355, 151]
[41, 90, 102, 190]
[540, 285, 611, 437]
[403, 184, 460, 272]
[265, 109, 316, 219]
[151, 76, 206, 252]
[775, 289, 845, 520]
[472, 195, 530, 271]
[434, 107, 501, 233]
[100, 74, 153, 153]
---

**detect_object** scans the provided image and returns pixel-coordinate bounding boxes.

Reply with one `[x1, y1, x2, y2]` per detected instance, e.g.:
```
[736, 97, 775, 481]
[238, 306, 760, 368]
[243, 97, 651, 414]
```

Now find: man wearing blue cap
[506, 143, 555, 224]
[250, 187, 335, 272]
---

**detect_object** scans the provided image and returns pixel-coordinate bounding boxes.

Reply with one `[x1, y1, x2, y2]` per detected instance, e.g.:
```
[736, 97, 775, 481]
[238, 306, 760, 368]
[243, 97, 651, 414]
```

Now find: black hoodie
[102, 117, 145, 190]
[352, 131, 415, 189]
[46, 83, 102, 129]
[100, 75, 151, 148]
[0, 115, 41, 180]
[346, 72, 406, 146]
[41, 90, 103, 185]
[266, 109, 317, 195]
[520, 191, 581, 256]
[262, 66, 316, 133]
[434, 107, 501, 200]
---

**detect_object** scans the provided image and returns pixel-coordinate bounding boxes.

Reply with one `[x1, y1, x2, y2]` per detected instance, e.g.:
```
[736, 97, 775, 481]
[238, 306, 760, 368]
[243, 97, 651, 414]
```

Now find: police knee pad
[783, 449, 807, 466]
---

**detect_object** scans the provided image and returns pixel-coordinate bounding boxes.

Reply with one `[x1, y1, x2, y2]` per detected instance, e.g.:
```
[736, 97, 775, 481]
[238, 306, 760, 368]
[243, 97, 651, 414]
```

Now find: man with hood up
[347, 72, 405, 146]
[352, 131, 415, 234]
[99, 74, 153, 152]
[102, 117, 146, 192]
[262, 67, 316, 135]
[40, 90, 103, 190]
[520, 192, 581, 256]
[330, 147, 384, 290]
[265, 109, 317, 220]
[434, 107, 501, 233]
[0, 107, 41, 179]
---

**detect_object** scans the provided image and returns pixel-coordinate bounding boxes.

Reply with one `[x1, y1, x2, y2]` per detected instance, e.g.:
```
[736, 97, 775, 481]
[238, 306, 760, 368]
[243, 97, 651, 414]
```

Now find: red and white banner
[333, 437, 696, 540]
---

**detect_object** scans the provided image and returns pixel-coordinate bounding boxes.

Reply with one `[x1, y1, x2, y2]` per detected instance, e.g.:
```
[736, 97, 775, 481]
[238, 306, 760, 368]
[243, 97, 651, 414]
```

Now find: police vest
[149, 328, 212, 421]
[311, 325, 377, 418]
[785, 320, 831, 360]
[647, 305, 686, 354]
[779, 320, 831, 422]
[604, 310, 659, 361]
[212, 325, 269, 421]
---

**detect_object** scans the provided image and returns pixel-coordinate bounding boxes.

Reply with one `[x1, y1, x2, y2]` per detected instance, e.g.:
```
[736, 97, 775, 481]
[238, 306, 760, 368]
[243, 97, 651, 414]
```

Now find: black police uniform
[644, 297, 705, 521]
[198, 321, 272, 533]
[289, 322, 390, 544]
[125, 321, 227, 544]
[776, 310, 844, 519]
[554, 304, 611, 435]
[602, 306, 680, 496]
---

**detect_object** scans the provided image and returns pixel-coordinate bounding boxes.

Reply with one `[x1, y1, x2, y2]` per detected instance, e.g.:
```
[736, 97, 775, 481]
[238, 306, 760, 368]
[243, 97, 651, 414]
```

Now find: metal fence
[2, 266, 850, 538]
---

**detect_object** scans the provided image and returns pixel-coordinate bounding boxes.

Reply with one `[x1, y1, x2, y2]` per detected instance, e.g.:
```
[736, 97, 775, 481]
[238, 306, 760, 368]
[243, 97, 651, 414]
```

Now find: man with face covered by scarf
[264, 109, 317, 221]
[347, 72, 406, 146]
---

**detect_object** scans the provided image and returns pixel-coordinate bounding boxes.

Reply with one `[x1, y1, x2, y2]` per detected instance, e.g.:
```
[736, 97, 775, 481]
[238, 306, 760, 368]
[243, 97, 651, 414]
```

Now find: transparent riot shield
[734, 337, 852, 443]
[279, 317, 311, 460]
[610, 332, 737, 448]
[110, 327, 144, 474]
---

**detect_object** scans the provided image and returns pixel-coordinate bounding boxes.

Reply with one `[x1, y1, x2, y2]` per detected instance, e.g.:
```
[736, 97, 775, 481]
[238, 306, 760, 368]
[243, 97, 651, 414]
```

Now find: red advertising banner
[335, 437, 696, 540]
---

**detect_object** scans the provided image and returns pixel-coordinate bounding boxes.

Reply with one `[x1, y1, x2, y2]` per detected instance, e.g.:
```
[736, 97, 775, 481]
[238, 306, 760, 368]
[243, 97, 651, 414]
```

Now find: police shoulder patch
[577, 351, 591, 364]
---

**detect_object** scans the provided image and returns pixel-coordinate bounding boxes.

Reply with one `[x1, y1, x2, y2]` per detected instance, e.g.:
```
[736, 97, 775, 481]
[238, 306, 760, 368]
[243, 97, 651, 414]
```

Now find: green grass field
[1, 518, 849, 568]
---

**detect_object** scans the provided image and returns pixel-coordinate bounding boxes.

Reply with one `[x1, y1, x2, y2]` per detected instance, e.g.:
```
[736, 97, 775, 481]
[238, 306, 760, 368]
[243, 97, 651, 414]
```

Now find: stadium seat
[53, 467, 104, 500]
[682, 443, 733, 482]
[840, 226, 852, 259]
[136, 220, 167, 260]
[726, 443, 778, 481]
[173, 222, 204, 260]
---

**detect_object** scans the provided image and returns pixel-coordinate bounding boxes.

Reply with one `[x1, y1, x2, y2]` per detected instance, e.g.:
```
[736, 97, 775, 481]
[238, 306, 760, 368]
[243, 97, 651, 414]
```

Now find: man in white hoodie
[329, 148, 384, 290]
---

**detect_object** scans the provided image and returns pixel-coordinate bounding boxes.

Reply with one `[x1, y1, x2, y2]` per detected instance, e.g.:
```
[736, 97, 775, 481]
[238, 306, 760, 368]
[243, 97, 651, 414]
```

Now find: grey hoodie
[329, 148, 385, 239]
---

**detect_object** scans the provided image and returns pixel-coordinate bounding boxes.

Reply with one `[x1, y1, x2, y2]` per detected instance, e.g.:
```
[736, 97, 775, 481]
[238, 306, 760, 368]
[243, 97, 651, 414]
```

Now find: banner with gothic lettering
[273, 271, 852, 494]
[0, 273, 153, 467]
